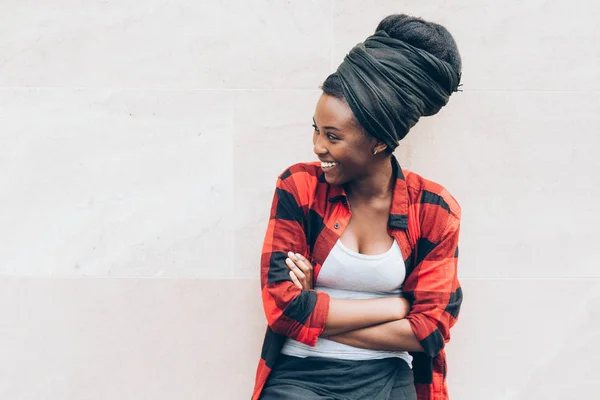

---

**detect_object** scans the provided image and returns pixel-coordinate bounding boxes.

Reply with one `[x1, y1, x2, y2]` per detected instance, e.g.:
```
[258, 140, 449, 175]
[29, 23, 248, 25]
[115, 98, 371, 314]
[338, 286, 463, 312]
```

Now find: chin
[323, 172, 346, 186]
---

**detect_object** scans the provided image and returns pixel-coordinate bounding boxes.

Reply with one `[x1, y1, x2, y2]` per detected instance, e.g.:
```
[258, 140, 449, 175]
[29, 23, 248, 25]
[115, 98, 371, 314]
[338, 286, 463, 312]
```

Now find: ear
[373, 142, 388, 154]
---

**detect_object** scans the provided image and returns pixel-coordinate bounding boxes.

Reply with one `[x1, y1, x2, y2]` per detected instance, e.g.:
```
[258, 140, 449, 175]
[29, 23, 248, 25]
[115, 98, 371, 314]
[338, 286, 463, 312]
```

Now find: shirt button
[334, 222, 340, 229]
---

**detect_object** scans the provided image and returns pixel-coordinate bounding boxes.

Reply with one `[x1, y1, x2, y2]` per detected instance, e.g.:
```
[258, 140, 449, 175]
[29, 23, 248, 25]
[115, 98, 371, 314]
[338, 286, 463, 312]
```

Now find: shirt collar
[326, 155, 409, 230]
[388, 155, 409, 230]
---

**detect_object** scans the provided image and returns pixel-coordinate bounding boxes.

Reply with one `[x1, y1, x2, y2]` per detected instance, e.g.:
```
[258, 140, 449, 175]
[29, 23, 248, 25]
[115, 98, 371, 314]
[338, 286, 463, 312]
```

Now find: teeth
[321, 162, 338, 168]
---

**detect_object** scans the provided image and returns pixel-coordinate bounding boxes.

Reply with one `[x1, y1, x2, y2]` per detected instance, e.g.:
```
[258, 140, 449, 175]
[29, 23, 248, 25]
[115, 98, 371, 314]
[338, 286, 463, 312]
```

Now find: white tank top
[281, 238, 413, 367]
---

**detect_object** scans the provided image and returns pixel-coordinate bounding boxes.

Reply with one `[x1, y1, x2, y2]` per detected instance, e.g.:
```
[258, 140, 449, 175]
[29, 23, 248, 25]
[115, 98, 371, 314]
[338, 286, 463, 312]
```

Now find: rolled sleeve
[260, 174, 330, 346]
[405, 214, 462, 357]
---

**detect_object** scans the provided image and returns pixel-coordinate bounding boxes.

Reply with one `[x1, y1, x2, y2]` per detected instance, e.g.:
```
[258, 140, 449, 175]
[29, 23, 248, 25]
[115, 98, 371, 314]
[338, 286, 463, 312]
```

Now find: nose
[313, 131, 328, 157]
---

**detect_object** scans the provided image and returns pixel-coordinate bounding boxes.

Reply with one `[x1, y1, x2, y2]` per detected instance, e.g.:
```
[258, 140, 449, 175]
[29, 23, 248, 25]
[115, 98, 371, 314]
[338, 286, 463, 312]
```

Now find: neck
[344, 156, 394, 201]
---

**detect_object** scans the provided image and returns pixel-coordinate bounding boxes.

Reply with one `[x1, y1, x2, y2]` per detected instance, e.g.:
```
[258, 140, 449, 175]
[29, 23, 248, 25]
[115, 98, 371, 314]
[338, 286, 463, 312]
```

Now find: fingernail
[287, 251, 294, 258]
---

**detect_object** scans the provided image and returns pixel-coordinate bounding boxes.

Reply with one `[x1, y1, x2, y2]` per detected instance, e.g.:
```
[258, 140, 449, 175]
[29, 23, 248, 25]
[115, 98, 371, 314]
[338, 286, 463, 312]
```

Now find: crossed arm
[284, 251, 424, 353]
[262, 174, 460, 355]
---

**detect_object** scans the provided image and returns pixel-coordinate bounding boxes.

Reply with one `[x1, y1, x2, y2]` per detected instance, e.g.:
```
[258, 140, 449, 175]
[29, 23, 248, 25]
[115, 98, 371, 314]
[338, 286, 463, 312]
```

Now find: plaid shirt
[252, 155, 462, 400]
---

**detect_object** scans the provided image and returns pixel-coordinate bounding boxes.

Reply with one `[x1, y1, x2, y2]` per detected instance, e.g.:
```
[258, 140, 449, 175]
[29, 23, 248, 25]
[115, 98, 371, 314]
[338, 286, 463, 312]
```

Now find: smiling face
[312, 93, 386, 186]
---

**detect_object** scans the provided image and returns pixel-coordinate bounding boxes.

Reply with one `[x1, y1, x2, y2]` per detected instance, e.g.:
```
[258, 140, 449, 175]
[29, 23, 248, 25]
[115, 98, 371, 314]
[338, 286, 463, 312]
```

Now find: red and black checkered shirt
[252, 155, 462, 400]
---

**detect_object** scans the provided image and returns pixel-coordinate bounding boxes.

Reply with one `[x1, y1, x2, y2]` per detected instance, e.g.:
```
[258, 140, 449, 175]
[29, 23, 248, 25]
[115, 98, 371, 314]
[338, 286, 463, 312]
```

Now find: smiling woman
[312, 94, 387, 189]
[253, 13, 463, 400]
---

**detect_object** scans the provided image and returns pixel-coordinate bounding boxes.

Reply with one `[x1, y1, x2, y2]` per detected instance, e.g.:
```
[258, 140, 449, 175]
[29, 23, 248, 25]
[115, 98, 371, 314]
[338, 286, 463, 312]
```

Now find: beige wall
[1, 1, 598, 399]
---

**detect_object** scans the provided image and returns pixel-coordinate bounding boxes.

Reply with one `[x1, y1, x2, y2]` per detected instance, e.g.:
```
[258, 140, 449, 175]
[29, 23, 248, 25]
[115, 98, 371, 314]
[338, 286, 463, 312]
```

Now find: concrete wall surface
[1, 1, 598, 399]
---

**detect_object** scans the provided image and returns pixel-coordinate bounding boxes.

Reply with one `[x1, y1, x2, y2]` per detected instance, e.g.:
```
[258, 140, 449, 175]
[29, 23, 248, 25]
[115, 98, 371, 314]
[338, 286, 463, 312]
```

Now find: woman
[252, 13, 463, 400]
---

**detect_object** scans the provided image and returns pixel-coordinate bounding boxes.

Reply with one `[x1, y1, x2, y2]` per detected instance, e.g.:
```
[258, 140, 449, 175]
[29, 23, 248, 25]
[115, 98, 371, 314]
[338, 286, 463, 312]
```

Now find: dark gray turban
[336, 30, 461, 151]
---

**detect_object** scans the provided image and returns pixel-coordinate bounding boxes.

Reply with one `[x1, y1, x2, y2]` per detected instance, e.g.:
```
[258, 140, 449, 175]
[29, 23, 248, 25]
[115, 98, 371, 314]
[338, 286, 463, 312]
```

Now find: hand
[286, 252, 314, 290]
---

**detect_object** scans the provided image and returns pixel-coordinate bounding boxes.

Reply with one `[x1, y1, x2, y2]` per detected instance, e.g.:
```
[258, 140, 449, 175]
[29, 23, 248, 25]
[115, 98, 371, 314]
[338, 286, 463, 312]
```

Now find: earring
[373, 150, 378, 155]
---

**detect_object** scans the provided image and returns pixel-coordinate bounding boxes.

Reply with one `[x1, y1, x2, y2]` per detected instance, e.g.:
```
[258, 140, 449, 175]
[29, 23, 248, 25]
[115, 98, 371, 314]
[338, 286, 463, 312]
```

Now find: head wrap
[335, 30, 461, 151]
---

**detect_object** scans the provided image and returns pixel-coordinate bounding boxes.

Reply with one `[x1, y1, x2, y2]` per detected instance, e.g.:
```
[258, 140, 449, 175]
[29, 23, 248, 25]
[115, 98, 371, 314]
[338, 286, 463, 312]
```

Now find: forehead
[313, 94, 356, 129]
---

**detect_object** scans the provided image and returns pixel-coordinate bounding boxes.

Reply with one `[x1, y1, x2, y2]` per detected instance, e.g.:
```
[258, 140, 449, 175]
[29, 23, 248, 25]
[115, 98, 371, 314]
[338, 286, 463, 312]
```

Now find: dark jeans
[260, 354, 417, 400]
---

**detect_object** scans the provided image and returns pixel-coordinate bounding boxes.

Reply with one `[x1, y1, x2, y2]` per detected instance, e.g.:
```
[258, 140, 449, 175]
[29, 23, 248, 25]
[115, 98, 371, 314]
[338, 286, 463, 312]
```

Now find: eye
[313, 124, 338, 141]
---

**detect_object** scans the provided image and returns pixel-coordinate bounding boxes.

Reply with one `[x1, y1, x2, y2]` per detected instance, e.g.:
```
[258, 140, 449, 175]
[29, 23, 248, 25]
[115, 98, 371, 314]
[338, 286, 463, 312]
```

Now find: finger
[288, 252, 312, 274]
[285, 257, 306, 280]
[295, 253, 312, 266]
[296, 254, 313, 273]
[289, 271, 303, 289]
[291, 253, 314, 288]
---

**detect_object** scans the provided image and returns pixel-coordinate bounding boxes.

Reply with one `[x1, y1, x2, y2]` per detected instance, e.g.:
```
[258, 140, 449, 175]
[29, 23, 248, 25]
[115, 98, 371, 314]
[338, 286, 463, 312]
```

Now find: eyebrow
[313, 117, 341, 131]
